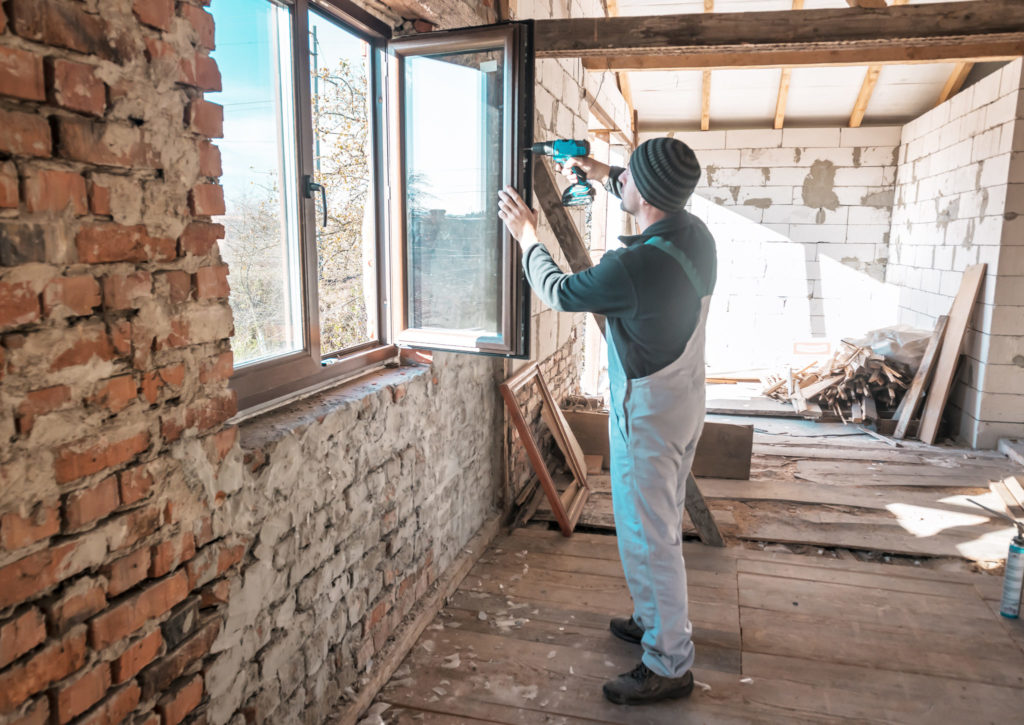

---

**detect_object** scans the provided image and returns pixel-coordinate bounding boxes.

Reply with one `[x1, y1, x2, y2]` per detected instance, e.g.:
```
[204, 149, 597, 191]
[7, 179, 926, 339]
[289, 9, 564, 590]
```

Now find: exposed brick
[193, 517, 214, 548]
[90, 375, 137, 414]
[63, 476, 119, 530]
[159, 363, 186, 387]
[195, 264, 229, 299]
[0, 109, 51, 158]
[186, 389, 236, 432]
[46, 58, 105, 116]
[178, 222, 224, 256]
[186, 100, 223, 138]
[0, 626, 86, 714]
[0, 46, 45, 102]
[76, 223, 175, 264]
[150, 531, 195, 578]
[199, 352, 232, 384]
[87, 180, 111, 216]
[102, 271, 152, 311]
[108, 319, 131, 357]
[195, 55, 221, 92]
[52, 662, 110, 724]
[118, 465, 153, 506]
[159, 270, 192, 304]
[143, 619, 219, 699]
[56, 118, 154, 169]
[160, 409, 185, 445]
[197, 141, 221, 178]
[6, 0, 119, 60]
[0, 222, 48, 264]
[76, 681, 140, 725]
[132, 0, 174, 31]
[160, 596, 199, 650]
[102, 548, 150, 597]
[45, 578, 106, 634]
[0, 161, 18, 208]
[188, 184, 225, 217]
[198, 578, 229, 608]
[0, 280, 40, 329]
[0, 608, 46, 668]
[43, 276, 101, 317]
[112, 629, 161, 684]
[22, 169, 87, 215]
[8, 697, 48, 725]
[211, 426, 237, 461]
[88, 571, 188, 649]
[181, 5, 216, 50]
[154, 317, 189, 352]
[15, 386, 71, 434]
[54, 432, 149, 485]
[107, 506, 162, 554]
[50, 324, 114, 372]
[0, 502, 60, 550]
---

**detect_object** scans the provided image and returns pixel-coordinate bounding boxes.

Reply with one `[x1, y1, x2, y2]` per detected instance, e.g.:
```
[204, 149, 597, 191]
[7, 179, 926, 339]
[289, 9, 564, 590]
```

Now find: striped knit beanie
[630, 137, 701, 212]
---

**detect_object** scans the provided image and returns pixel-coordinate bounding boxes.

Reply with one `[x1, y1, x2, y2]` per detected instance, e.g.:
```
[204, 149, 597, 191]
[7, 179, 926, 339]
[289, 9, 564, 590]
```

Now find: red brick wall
[0, 2, 240, 724]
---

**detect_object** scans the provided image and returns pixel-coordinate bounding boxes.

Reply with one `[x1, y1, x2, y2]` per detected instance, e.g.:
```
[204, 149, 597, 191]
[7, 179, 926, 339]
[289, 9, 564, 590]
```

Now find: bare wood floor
[369, 527, 1024, 724]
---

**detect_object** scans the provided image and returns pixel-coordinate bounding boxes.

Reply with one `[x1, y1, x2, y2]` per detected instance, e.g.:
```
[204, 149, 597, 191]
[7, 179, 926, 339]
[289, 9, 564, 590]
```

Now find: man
[497, 137, 716, 706]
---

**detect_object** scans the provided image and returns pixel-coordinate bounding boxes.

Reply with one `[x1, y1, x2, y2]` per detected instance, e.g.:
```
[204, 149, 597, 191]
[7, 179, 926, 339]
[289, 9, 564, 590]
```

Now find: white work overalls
[606, 236, 712, 679]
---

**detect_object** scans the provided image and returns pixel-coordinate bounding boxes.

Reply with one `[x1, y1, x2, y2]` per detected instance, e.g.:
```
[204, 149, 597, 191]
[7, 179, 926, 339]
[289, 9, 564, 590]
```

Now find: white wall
[889, 59, 1024, 447]
[646, 127, 903, 372]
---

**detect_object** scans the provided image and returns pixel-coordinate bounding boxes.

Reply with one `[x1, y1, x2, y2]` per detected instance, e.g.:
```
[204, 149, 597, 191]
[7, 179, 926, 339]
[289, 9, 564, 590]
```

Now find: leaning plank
[894, 314, 948, 439]
[991, 478, 1024, 519]
[919, 265, 986, 444]
[686, 472, 725, 546]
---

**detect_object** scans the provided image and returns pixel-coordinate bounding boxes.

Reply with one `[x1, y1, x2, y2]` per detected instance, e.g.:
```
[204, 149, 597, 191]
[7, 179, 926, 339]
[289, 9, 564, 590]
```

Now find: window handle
[305, 176, 327, 227]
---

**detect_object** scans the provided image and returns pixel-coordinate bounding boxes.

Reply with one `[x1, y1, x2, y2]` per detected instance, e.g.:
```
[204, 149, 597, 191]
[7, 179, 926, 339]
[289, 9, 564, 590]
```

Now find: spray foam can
[1001, 534, 1024, 618]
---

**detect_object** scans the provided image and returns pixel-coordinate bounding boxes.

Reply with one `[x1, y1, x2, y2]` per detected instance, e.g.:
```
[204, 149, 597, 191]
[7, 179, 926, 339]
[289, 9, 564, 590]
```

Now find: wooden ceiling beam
[849, 64, 881, 128]
[936, 61, 974, 106]
[773, 0, 804, 131]
[586, 91, 632, 147]
[701, 70, 711, 131]
[605, 0, 636, 148]
[536, 0, 1024, 69]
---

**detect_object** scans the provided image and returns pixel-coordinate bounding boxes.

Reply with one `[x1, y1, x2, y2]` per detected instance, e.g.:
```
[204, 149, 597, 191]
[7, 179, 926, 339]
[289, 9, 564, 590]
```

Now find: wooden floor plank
[738, 573, 1009, 643]
[740, 607, 1024, 688]
[379, 622, 826, 725]
[736, 557, 980, 598]
[444, 588, 742, 664]
[742, 652, 1024, 724]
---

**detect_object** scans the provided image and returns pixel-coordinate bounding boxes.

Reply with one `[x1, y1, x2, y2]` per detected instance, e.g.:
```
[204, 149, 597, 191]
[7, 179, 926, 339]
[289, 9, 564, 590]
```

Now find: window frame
[385, 22, 534, 357]
[226, 0, 533, 412]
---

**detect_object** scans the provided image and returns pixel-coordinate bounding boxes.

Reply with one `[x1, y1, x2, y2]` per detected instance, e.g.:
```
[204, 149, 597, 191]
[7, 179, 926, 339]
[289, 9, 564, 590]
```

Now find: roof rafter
[937, 60, 974, 106]
[773, 0, 804, 130]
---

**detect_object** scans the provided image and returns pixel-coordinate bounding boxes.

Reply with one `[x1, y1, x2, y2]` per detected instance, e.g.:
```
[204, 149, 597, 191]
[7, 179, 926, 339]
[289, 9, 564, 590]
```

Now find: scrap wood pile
[762, 340, 911, 423]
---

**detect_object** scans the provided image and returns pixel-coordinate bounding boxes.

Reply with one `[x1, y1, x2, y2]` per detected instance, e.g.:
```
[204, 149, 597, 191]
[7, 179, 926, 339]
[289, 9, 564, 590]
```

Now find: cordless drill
[531, 139, 596, 207]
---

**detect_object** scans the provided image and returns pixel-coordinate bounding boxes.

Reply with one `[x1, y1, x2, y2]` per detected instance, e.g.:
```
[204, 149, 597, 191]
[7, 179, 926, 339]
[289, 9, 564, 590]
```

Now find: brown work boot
[609, 616, 643, 645]
[602, 663, 695, 705]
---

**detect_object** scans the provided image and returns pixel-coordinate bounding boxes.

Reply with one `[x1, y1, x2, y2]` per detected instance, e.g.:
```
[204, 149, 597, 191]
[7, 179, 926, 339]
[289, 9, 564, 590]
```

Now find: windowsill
[234, 358, 433, 466]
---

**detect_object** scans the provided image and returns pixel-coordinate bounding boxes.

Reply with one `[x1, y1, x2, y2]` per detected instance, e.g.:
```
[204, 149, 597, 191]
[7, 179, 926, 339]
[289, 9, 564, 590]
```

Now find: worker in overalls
[498, 137, 715, 705]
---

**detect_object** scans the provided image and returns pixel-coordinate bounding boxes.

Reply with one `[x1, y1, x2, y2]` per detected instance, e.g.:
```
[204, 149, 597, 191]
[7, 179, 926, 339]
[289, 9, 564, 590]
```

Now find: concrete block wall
[888, 59, 1024, 447]
[648, 127, 902, 371]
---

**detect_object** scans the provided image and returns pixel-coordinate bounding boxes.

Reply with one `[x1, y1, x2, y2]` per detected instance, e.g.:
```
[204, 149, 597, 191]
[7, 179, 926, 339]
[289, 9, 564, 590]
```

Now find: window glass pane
[309, 12, 378, 355]
[404, 50, 505, 338]
[211, 0, 303, 366]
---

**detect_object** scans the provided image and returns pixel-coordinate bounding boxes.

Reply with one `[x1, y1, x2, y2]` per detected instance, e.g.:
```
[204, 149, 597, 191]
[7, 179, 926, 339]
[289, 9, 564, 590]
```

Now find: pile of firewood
[761, 341, 911, 422]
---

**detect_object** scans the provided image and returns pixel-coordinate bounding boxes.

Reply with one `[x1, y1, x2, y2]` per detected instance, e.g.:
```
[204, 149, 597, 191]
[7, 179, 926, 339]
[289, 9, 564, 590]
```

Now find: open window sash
[385, 22, 533, 357]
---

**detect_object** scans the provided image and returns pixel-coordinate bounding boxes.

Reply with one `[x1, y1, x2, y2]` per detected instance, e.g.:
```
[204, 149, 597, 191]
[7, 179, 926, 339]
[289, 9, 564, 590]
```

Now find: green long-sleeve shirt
[523, 168, 716, 379]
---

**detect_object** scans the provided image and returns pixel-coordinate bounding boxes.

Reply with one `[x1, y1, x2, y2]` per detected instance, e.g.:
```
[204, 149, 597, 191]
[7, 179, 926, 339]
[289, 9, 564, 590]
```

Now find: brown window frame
[225, 0, 533, 412]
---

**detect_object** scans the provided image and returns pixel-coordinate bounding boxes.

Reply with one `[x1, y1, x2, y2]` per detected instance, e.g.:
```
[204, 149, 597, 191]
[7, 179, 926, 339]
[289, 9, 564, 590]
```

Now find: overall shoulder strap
[643, 236, 710, 298]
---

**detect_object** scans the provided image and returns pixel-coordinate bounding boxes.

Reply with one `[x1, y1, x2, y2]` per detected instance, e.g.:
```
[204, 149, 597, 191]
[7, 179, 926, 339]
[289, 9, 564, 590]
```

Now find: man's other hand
[498, 186, 539, 251]
[554, 156, 611, 184]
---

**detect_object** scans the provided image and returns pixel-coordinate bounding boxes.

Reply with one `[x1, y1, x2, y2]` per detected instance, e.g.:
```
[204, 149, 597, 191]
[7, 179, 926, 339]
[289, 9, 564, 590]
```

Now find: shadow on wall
[689, 195, 902, 372]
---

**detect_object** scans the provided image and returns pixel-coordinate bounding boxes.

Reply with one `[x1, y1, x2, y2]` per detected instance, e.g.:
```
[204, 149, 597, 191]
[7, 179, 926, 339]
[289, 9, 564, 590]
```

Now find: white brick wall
[889, 59, 1024, 447]
[642, 126, 902, 371]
